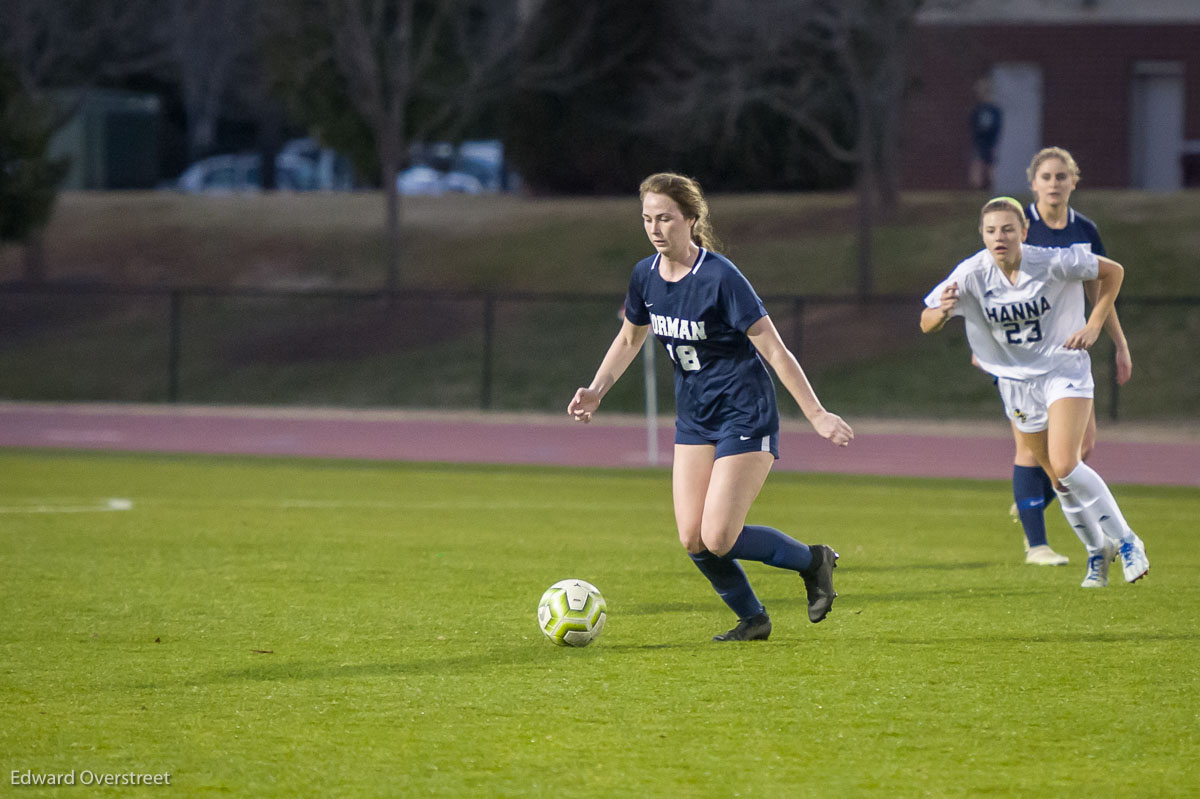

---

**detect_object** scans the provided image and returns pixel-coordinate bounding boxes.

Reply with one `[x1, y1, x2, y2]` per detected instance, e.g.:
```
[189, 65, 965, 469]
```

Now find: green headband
[981, 196, 1026, 219]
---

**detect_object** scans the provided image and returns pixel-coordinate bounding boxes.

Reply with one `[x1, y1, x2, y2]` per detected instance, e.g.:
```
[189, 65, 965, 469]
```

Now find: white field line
[0, 497, 663, 513]
[0, 497, 1025, 517]
[270, 499, 667, 512]
[233, 499, 1007, 518]
[0, 498, 133, 514]
[3, 496, 1194, 523]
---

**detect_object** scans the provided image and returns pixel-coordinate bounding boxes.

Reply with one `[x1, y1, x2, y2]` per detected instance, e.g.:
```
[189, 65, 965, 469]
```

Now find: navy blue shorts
[675, 429, 780, 459]
[973, 139, 997, 165]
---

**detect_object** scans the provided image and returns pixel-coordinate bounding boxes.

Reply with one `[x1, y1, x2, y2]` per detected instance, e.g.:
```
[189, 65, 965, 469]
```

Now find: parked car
[278, 137, 356, 191]
[175, 153, 248, 193]
[396, 165, 484, 196]
[396, 139, 518, 196]
[174, 138, 354, 194]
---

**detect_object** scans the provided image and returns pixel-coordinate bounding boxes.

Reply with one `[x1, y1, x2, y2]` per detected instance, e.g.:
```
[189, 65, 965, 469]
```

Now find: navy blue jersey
[970, 102, 1003, 161]
[1026, 203, 1106, 256]
[625, 249, 778, 440]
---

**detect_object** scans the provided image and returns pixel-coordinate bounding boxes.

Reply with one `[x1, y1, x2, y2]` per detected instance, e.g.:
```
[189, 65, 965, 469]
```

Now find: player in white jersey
[921, 197, 1149, 587]
[1002, 148, 1133, 569]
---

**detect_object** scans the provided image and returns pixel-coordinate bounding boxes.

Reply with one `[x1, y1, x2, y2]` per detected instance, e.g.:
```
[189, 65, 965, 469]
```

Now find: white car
[175, 139, 353, 193]
[396, 165, 484, 196]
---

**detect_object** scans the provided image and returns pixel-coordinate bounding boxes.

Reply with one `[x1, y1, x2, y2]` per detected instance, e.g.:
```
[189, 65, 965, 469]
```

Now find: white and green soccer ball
[537, 579, 607, 647]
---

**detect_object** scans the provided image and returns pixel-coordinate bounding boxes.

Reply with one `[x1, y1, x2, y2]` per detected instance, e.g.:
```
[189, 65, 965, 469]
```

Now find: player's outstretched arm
[568, 319, 649, 423]
[746, 316, 853, 447]
[921, 282, 959, 333]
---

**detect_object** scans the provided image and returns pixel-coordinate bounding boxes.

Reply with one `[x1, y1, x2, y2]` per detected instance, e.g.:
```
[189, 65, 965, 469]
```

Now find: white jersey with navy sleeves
[923, 243, 1099, 379]
[625, 249, 778, 440]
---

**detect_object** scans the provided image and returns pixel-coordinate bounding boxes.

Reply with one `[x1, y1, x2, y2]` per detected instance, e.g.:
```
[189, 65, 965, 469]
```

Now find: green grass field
[3, 450, 1197, 797]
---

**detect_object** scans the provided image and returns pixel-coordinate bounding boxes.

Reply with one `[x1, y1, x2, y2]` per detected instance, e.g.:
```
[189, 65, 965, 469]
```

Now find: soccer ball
[537, 579, 607, 647]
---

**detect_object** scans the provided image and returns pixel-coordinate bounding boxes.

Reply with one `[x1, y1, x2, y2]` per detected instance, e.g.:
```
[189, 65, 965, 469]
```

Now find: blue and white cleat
[1081, 539, 1118, 588]
[1119, 534, 1149, 584]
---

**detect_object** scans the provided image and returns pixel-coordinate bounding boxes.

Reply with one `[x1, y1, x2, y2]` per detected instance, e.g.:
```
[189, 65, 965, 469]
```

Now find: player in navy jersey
[968, 78, 1003, 191]
[568, 173, 854, 641]
[999, 148, 1133, 574]
[922, 197, 1148, 588]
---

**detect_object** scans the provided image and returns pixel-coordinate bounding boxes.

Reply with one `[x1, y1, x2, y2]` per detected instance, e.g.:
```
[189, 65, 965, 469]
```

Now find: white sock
[1054, 488, 1106, 555]
[1059, 462, 1134, 544]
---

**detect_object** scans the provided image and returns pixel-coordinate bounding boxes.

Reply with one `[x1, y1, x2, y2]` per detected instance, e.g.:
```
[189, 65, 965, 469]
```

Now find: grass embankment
[1, 190, 1198, 419]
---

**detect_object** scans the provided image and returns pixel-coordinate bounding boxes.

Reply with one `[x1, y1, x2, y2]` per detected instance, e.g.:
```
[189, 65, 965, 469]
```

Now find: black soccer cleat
[800, 545, 839, 623]
[712, 610, 772, 642]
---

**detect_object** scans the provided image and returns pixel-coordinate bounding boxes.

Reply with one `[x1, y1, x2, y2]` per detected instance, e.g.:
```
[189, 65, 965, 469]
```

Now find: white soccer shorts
[996, 359, 1094, 433]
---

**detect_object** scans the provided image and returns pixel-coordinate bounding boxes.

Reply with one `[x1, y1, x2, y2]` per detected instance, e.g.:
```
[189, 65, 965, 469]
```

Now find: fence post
[167, 290, 182, 403]
[642, 333, 658, 466]
[480, 293, 495, 410]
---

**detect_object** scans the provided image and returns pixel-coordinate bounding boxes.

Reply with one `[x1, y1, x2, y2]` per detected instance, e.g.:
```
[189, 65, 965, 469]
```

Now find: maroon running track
[1, 402, 1196, 487]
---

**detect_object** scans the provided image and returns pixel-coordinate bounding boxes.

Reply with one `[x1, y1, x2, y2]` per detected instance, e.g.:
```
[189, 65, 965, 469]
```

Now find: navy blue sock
[688, 551, 764, 620]
[725, 525, 813, 572]
[1013, 465, 1049, 548]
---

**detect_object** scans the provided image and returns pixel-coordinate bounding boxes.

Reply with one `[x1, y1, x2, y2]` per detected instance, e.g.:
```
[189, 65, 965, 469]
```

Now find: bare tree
[641, 0, 932, 296]
[269, 0, 604, 291]
[0, 0, 169, 106]
[0, 0, 168, 282]
[164, 0, 262, 161]
[6, 0, 263, 166]
[811, 0, 921, 296]
[1, 2, 95, 96]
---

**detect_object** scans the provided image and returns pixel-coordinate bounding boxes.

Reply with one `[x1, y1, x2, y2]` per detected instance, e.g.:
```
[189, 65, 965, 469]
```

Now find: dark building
[48, 89, 162, 190]
[901, 2, 1200, 192]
